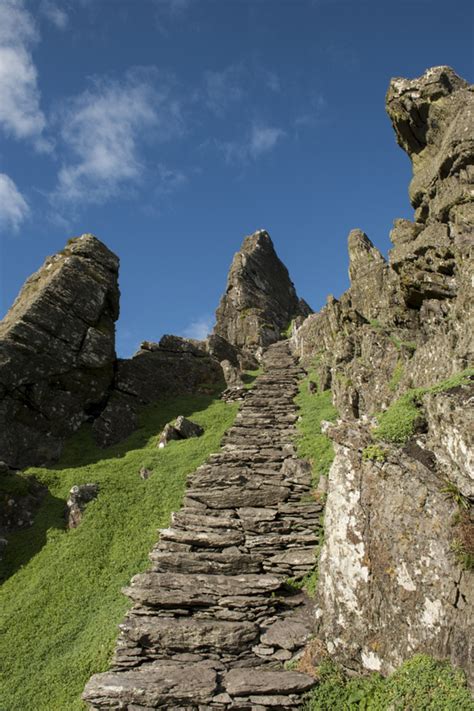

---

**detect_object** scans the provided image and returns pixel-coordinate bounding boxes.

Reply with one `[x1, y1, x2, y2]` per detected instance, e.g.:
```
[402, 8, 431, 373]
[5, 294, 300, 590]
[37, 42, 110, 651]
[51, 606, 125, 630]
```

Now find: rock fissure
[83, 341, 320, 710]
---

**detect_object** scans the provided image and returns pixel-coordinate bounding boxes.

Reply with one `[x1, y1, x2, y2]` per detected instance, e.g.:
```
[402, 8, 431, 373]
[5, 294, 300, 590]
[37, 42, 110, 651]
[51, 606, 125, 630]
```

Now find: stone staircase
[83, 341, 322, 710]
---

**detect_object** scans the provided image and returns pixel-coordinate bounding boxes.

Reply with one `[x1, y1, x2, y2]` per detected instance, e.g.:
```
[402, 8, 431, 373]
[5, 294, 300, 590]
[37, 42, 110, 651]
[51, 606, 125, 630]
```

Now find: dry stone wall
[84, 342, 322, 710]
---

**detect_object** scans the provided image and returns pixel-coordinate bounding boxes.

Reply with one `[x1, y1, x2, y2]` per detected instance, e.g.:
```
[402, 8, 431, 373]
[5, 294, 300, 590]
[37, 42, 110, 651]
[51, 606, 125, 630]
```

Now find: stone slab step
[83, 660, 219, 708]
[124, 572, 283, 608]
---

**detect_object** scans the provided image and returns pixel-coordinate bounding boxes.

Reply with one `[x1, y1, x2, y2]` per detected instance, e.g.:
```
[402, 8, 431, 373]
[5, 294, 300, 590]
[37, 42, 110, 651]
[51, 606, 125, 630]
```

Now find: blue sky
[0, 0, 472, 357]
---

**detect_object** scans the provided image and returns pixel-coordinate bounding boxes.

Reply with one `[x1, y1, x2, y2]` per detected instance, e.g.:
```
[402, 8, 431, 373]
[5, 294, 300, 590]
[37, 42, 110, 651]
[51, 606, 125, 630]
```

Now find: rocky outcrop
[0, 234, 120, 468]
[92, 336, 224, 447]
[316, 417, 473, 687]
[83, 342, 320, 709]
[290, 66, 474, 687]
[214, 230, 312, 362]
[157, 416, 204, 448]
[66, 483, 99, 529]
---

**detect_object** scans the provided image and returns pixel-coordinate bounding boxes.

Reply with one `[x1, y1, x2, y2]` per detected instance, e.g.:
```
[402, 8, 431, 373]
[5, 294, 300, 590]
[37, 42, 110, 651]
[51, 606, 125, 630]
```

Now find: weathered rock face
[291, 66, 474, 687]
[292, 66, 473, 419]
[214, 230, 311, 361]
[92, 335, 224, 447]
[316, 418, 473, 687]
[0, 234, 120, 468]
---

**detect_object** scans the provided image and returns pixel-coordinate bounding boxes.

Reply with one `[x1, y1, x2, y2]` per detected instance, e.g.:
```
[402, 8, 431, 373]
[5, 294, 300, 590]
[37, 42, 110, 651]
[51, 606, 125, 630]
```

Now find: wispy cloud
[0, 0, 47, 148]
[203, 64, 244, 116]
[217, 123, 285, 165]
[40, 0, 69, 30]
[294, 94, 327, 131]
[52, 70, 185, 207]
[182, 315, 213, 341]
[0, 173, 29, 231]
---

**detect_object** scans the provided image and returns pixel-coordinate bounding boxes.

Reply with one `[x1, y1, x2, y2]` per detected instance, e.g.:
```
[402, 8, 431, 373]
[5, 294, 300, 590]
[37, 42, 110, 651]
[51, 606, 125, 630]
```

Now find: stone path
[83, 341, 322, 710]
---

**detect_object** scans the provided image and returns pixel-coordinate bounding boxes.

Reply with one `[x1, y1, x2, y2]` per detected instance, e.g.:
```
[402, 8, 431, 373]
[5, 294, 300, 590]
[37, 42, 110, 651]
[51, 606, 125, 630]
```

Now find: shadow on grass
[0, 388, 223, 582]
[0, 482, 65, 583]
[52, 389, 222, 469]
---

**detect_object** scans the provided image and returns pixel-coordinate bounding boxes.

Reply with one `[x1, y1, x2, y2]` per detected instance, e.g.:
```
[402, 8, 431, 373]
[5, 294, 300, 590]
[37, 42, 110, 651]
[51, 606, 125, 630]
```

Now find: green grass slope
[0, 392, 238, 711]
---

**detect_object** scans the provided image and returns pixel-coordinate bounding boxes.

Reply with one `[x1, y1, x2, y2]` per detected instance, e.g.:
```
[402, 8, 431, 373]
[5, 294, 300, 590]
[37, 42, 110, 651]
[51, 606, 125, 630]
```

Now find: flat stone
[122, 617, 258, 654]
[124, 573, 282, 608]
[223, 668, 315, 696]
[82, 661, 218, 706]
[260, 618, 313, 651]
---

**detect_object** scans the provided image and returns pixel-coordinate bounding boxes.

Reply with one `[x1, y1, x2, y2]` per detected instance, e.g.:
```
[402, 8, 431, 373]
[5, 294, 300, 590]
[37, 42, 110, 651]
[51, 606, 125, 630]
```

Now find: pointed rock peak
[214, 229, 311, 358]
[348, 229, 385, 279]
[386, 66, 469, 157]
[241, 229, 274, 253]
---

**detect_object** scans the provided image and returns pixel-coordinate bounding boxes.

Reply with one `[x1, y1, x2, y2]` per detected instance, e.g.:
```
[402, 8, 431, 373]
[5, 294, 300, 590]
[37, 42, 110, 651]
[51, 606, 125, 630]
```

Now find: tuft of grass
[282, 319, 295, 338]
[303, 654, 474, 710]
[295, 373, 338, 485]
[374, 369, 474, 444]
[362, 445, 387, 463]
[0, 392, 238, 711]
[441, 480, 471, 510]
[388, 359, 404, 392]
[242, 368, 263, 389]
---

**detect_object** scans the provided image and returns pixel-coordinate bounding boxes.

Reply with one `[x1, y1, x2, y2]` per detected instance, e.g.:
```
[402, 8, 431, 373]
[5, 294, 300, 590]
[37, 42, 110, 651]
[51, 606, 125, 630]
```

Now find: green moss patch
[0, 392, 238, 711]
[295, 372, 338, 484]
[374, 369, 474, 444]
[362, 445, 387, 463]
[303, 654, 474, 710]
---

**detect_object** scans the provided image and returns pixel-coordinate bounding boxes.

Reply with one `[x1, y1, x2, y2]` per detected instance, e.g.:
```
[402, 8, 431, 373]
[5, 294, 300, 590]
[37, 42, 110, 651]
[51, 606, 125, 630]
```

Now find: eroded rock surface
[291, 66, 474, 688]
[0, 234, 120, 468]
[83, 342, 319, 710]
[92, 336, 224, 447]
[214, 230, 311, 362]
[316, 419, 473, 686]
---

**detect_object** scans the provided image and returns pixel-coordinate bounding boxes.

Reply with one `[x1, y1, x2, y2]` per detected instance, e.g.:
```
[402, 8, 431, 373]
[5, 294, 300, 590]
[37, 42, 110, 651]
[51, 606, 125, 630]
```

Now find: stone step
[83, 341, 321, 710]
[124, 572, 283, 609]
[149, 550, 263, 575]
[120, 616, 259, 656]
[83, 660, 220, 708]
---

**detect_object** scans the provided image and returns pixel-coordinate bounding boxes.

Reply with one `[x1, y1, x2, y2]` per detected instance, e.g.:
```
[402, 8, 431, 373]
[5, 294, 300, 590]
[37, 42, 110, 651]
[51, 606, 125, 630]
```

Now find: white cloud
[40, 0, 69, 30]
[182, 315, 213, 341]
[0, 173, 29, 231]
[217, 123, 285, 165]
[0, 0, 46, 145]
[53, 71, 184, 206]
[204, 64, 244, 116]
[249, 125, 284, 157]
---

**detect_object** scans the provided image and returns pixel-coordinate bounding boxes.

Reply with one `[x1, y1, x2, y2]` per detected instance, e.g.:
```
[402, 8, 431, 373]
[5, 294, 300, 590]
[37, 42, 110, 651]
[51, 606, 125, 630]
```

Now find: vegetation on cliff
[0, 391, 237, 711]
[295, 369, 338, 484]
[303, 654, 474, 710]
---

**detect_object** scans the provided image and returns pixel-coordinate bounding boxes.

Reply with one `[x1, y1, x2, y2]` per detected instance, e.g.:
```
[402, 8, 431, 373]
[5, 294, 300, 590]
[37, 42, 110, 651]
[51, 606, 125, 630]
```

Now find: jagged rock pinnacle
[214, 229, 311, 360]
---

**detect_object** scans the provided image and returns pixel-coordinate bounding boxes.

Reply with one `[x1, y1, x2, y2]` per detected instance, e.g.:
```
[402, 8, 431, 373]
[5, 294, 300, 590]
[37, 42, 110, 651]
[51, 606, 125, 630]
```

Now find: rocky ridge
[83, 341, 321, 710]
[290, 66, 474, 684]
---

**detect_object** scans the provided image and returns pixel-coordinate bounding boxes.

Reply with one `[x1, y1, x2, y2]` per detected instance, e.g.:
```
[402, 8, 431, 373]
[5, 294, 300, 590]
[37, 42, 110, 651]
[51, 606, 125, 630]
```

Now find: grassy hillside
[0, 391, 238, 711]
